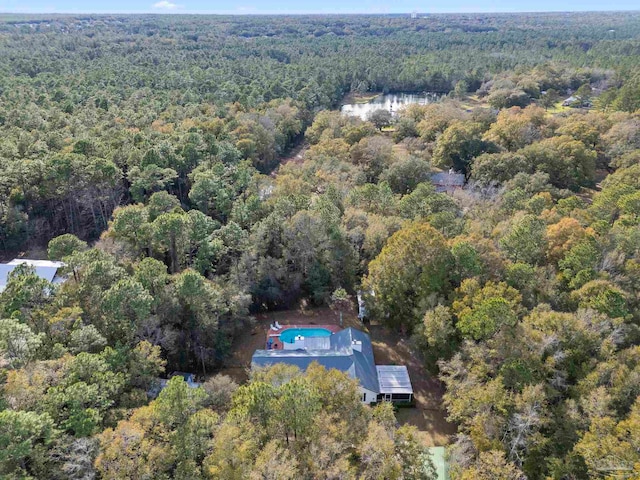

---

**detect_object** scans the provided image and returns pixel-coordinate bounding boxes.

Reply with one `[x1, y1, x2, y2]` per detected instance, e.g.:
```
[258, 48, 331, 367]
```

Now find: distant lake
[341, 92, 443, 120]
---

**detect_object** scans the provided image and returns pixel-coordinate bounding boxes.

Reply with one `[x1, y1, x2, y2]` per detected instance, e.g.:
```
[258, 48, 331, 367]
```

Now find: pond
[341, 92, 443, 120]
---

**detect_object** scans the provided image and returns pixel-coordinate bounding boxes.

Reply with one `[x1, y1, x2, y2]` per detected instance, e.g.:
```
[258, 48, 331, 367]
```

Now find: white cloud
[152, 1, 181, 10]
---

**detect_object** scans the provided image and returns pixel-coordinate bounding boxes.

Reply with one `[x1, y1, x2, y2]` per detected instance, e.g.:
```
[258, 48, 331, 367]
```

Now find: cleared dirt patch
[368, 324, 456, 446]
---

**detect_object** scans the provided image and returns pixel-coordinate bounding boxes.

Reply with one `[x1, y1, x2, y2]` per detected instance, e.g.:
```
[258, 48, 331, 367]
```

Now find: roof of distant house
[431, 171, 465, 187]
[562, 95, 582, 104]
[252, 327, 380, 393]
[7, 259, 64, 268]
[0, 259, 65, 293]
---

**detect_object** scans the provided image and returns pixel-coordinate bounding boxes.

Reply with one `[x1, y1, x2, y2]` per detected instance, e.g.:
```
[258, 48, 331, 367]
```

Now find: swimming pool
[279, 328, 333, 344]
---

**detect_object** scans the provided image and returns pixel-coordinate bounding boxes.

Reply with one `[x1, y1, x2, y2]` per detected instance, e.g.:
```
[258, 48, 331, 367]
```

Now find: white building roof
[0, 259, 65, 293]
[376, 365, 413, 394]
[7, 259, 64, 268]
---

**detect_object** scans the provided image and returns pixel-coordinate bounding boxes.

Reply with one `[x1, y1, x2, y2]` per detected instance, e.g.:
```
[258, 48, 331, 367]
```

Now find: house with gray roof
[252, 327, 413, 404]
[0, 259, 65, 293]
[431, 169, 465, 193]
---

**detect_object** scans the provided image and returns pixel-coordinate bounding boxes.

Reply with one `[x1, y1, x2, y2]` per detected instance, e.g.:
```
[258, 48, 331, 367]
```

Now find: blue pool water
[279, 328, 332, 344]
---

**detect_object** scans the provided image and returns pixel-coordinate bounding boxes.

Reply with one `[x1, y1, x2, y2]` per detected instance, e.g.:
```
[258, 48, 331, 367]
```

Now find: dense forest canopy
[1, 12, 640, 251]
[1, 11, 640, 480]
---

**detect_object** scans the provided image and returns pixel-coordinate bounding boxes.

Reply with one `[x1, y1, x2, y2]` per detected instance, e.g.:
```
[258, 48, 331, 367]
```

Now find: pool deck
[265, 324, 342, 350]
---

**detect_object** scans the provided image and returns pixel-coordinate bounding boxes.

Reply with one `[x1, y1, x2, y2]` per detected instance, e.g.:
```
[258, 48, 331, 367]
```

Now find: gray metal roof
[335, 328, 379, 393]
[303, 337, 331, 350]
[7, 259, 64, 269]
[252, 349, 355, 371]
[376, 365, 413, 394]
[0, 259, 64, 293]
[252, 327, 380, 393]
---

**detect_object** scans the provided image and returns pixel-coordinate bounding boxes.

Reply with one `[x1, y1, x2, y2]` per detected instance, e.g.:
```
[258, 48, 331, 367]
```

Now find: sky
[0, 0, 638, 15]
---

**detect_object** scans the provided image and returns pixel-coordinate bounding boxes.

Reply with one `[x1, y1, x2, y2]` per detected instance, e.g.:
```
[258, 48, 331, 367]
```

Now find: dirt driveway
[367, 323, 456, 446]
[219, 306, 456, 446]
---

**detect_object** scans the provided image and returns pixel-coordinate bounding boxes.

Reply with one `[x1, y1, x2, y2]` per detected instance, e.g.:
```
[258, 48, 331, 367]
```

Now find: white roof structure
[376, 365, 413, 394]
[7, 259, 64, 268]
[0, 259, 65, 293]
[300, 336, 331, 350]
